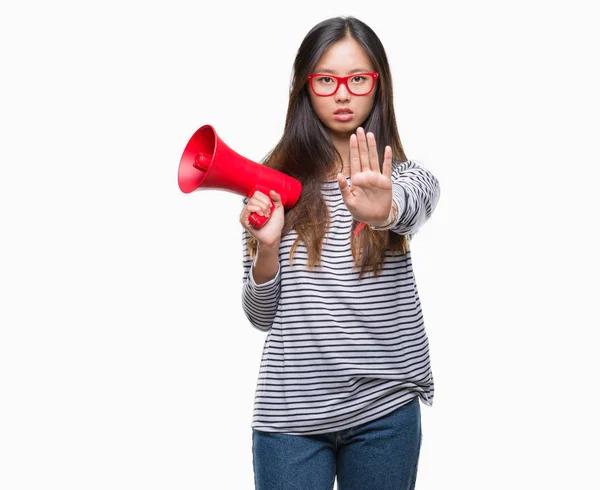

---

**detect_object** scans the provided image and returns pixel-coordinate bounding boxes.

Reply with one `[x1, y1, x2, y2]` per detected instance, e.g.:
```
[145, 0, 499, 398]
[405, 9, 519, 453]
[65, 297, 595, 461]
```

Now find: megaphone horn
[178, 125, 302, 228]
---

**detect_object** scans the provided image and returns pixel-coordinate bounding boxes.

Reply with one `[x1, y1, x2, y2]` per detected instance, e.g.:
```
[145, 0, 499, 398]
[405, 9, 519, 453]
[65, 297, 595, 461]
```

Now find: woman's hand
[338, 127, 393, 226]
[239, 190, 285, 247]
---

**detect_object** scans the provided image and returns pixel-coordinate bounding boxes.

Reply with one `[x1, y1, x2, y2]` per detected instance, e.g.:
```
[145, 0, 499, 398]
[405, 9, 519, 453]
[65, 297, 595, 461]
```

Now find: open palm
[337, 127, 393, 225]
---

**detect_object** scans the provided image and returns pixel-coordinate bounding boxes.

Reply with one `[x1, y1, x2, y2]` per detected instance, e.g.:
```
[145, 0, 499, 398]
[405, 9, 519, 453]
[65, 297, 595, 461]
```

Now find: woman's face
[308, 37, 377, 141]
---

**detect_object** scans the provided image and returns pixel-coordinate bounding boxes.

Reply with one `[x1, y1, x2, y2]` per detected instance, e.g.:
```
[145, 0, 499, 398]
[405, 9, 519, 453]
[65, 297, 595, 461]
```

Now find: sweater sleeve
[240, 199, 281, 332]
[369, 160, 441, 238]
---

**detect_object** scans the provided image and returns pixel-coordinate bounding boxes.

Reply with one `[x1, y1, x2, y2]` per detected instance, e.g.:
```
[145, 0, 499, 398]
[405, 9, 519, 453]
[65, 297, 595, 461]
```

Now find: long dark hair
[249, 16, 409, 277]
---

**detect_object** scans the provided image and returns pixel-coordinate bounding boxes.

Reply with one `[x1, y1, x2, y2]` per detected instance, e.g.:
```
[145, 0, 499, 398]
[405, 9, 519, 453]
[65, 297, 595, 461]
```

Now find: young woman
[239, 16, 441, 490]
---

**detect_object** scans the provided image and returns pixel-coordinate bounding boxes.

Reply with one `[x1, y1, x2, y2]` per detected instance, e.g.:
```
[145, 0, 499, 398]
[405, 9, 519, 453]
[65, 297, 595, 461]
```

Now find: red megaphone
[178, 125, 302, 228]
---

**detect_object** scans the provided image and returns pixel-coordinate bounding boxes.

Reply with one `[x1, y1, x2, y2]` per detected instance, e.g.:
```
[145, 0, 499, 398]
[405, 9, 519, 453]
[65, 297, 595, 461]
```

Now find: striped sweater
[241, 160, 441, 435]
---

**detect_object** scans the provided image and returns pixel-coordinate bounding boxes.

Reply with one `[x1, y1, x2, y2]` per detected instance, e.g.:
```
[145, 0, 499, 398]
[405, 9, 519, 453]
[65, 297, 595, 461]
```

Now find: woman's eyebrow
[314, 68, 372, 74]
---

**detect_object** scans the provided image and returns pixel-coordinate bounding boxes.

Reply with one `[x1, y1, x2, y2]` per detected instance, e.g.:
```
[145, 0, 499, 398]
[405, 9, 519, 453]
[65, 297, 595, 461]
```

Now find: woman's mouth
[334, 109, 354, 122]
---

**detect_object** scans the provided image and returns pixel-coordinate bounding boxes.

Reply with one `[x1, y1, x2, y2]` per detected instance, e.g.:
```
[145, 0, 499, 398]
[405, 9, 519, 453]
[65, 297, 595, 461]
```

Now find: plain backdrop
[1, 0, 598, 489]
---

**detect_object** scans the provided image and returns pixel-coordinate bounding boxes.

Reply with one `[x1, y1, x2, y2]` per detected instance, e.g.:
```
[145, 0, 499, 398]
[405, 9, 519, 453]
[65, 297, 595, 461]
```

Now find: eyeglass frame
[307, 72, 379, 97]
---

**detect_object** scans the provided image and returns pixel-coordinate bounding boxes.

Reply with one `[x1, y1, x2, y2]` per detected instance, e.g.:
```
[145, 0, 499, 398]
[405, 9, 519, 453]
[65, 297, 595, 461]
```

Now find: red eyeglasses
[308, 72, 379, 97]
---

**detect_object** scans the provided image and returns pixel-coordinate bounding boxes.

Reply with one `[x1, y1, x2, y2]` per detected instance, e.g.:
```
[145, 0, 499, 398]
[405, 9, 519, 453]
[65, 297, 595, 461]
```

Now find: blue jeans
[252, 397, 422, 490]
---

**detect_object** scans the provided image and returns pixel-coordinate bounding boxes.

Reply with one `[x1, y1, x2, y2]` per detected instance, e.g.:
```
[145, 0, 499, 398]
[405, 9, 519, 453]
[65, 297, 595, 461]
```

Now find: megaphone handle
[249, 203, 275, 229]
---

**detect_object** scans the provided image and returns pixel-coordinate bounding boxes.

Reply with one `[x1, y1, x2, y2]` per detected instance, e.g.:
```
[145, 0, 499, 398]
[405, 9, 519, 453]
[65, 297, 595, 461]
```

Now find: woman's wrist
[257, 238, 281, 252]
[369, 200, 398, 230]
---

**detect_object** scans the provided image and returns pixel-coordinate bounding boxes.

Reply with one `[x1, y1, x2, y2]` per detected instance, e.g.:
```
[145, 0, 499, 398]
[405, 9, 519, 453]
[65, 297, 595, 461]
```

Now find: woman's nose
[335, 82, 351, 101]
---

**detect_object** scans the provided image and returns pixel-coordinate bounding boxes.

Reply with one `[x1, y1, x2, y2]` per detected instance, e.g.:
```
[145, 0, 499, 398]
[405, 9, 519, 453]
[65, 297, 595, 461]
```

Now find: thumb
[269, 190, 283, 209]
[337, 173, 352, 201]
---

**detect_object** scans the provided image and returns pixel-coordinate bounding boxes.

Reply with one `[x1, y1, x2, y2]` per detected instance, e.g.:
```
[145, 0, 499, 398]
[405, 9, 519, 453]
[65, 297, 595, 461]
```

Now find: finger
[249, 192, 272, 209]
[382, 145, 393, 179]
[248, 201, 271, 217]
[269, 190, 283, 209]
[246, 203, 270, 217]
[252, 190, 270, 201]
[366, 132, 380, 172]
[349, 133, 360, 177]
[337, 172, 353, 203]
[357, 127, 370, 172]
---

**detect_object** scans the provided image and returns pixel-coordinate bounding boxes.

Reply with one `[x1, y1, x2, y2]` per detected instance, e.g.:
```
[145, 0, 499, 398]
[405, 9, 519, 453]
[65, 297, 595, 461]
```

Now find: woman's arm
[370, 160, 441, 237]
[240, 205, 282, 332]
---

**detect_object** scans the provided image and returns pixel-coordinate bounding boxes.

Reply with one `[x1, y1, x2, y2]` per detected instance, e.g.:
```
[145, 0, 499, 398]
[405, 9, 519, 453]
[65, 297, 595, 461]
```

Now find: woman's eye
[351, 76, 366, 83]
[318, 77, 333, 84]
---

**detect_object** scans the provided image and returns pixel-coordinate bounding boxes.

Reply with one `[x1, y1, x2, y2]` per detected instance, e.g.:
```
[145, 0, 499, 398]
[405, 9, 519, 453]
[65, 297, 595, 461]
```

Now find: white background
[1, 1, 598, 488]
